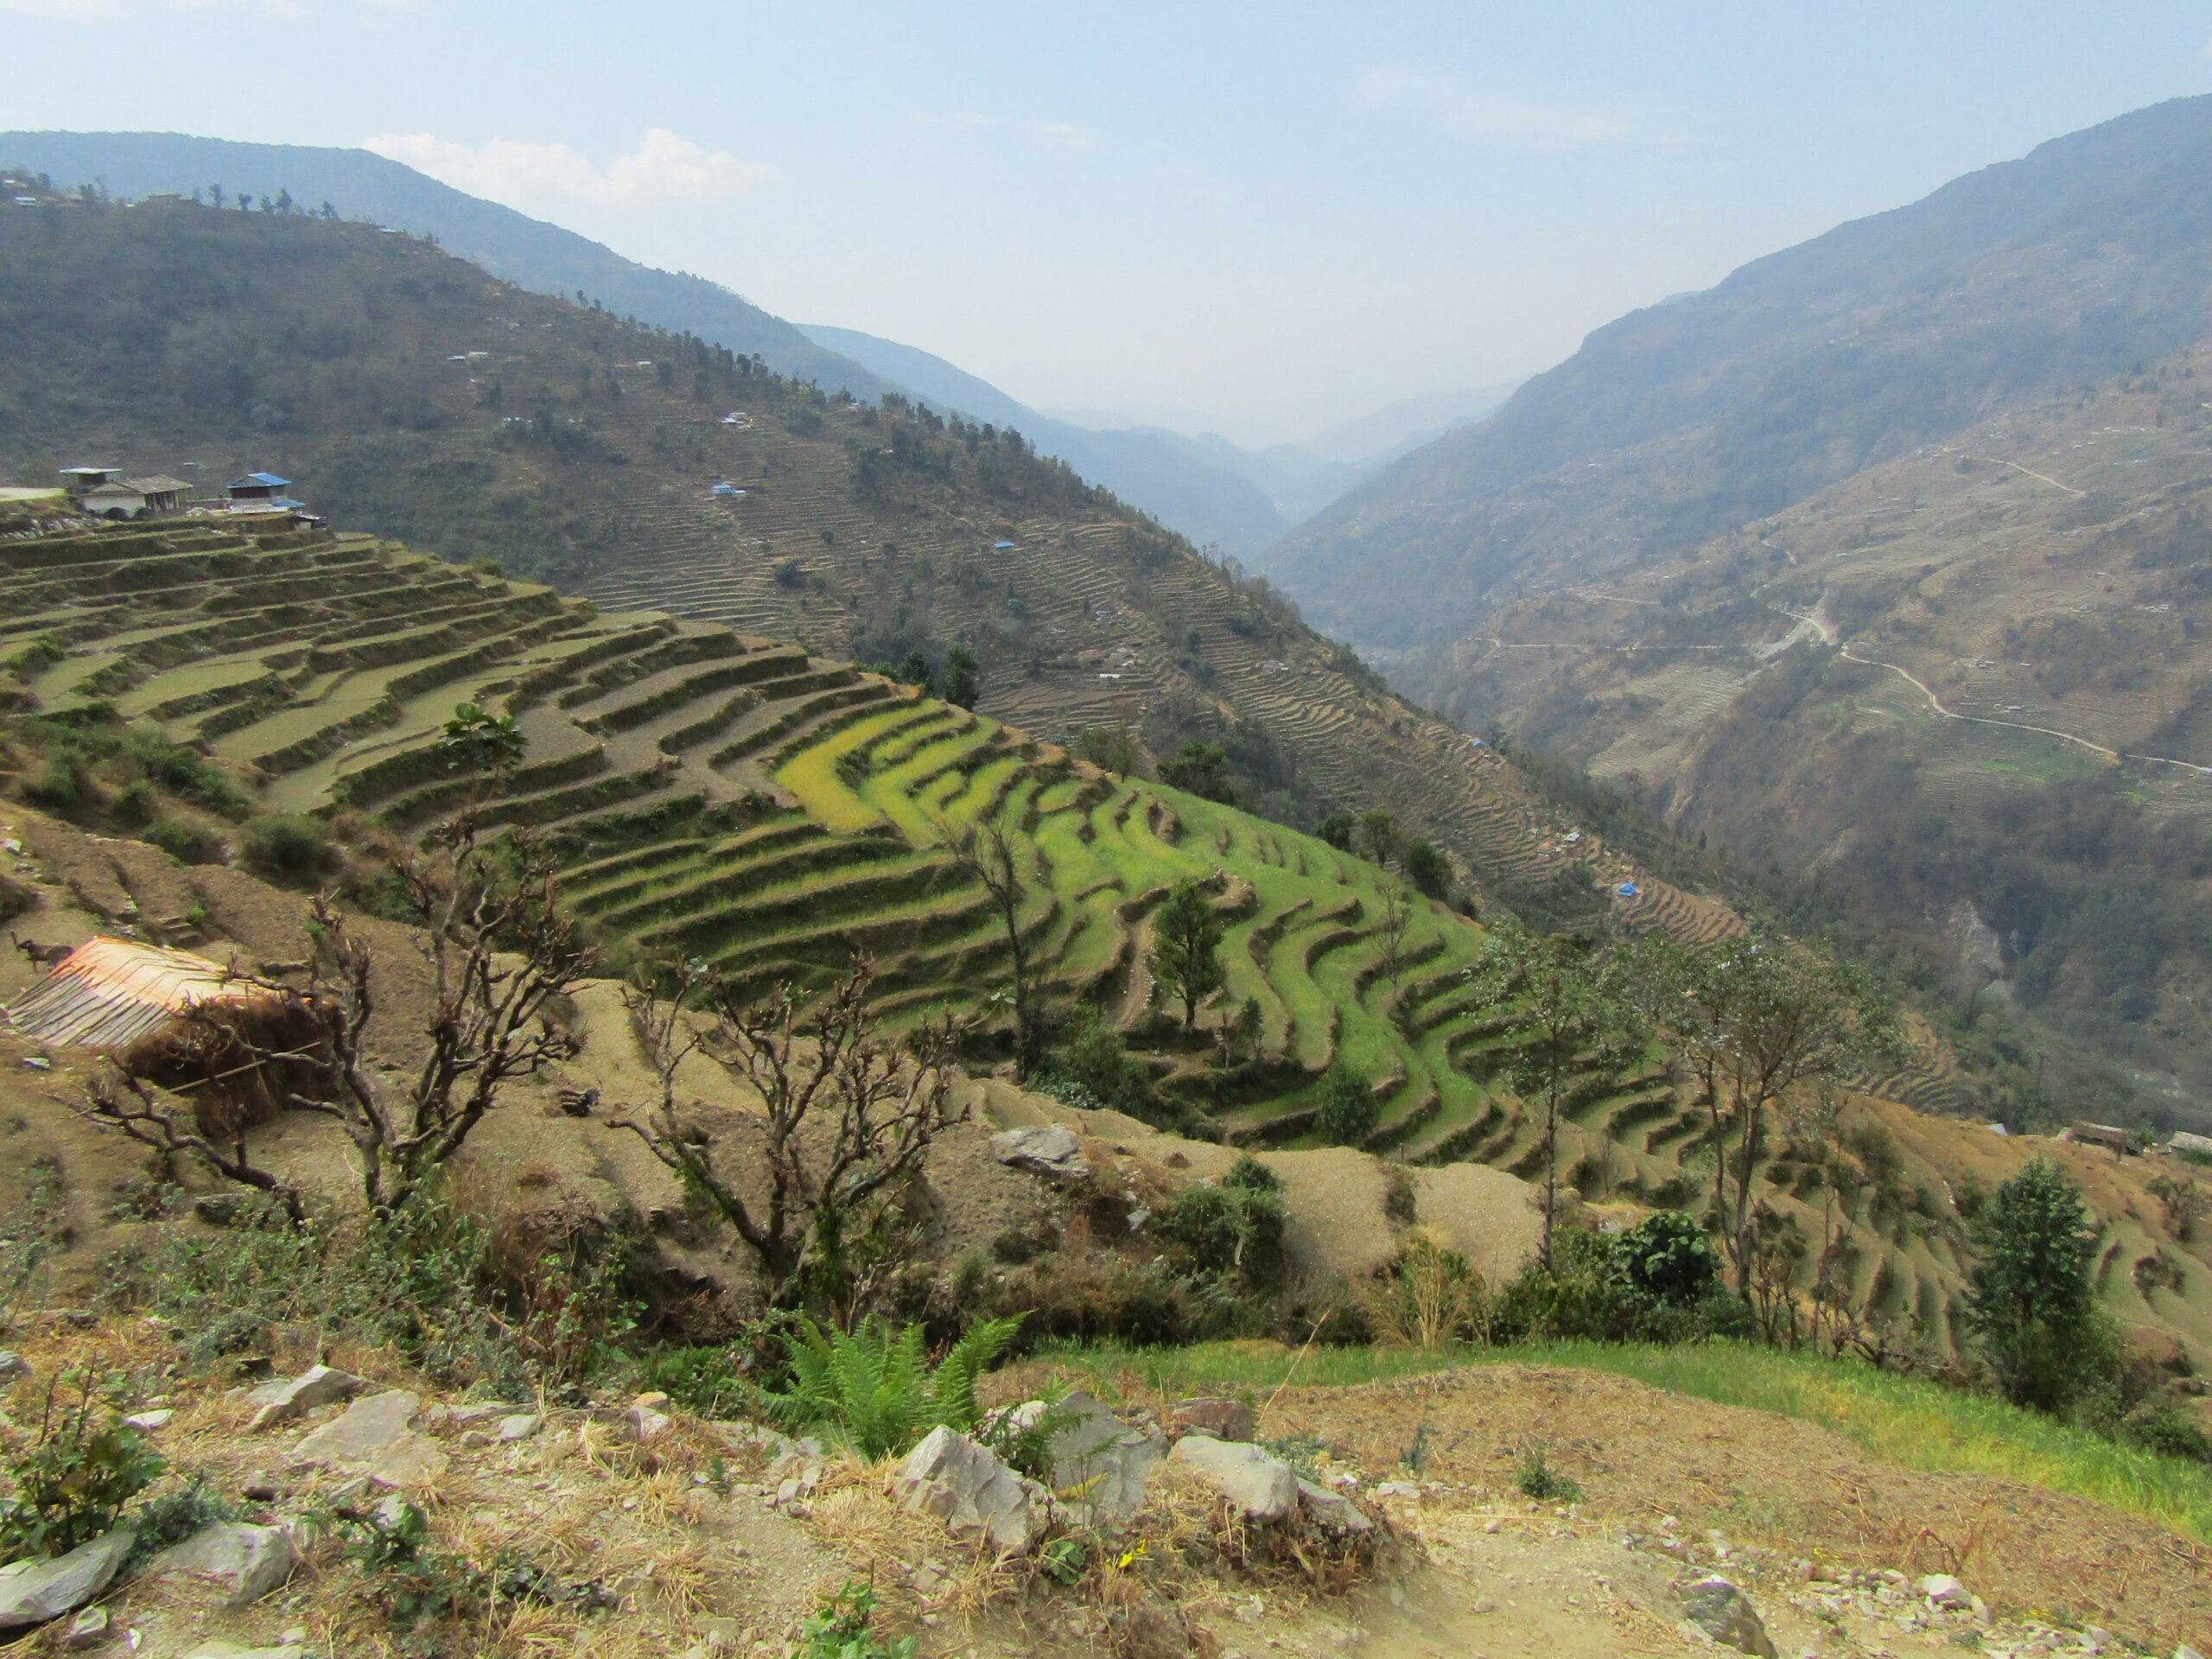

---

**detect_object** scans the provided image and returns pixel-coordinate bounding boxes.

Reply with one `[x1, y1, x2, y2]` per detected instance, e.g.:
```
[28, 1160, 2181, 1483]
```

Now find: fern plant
[750, 1313, 1026, 1459]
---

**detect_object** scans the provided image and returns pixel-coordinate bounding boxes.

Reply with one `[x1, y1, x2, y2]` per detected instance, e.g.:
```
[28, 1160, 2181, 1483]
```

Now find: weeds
[749, 1313, 1025, 1459]
[1514, 1443, 1581, 1504]
[801, 1581, 914, 1659]
[0, 1369, 167, 1560]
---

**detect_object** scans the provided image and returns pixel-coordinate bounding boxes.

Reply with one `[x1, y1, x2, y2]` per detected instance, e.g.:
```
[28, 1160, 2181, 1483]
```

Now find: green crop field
[6, 512, 2150, 1365]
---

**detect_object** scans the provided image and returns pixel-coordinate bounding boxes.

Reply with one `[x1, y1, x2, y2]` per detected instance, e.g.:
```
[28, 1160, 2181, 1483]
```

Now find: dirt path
[1245, 1364, 2208, 1648]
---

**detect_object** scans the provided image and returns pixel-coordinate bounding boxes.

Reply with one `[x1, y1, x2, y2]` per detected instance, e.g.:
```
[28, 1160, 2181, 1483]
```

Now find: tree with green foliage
[1314, 1061, 1380, 1147]
[1315, 810, 1358, 852]
[895, 650, 934, 696]
[1150, 879, 1226, 1029]
[1966, 1157, 2110, 1412]
[438, 701, 525, 815]
[1074, 725, 1145, 777]
[1633, 934, 1898, 1295]
[1236, 995, 1263, 1060]
[1160, 741, 1231, 803]
[1404, 837, 1451, 899]
[1476, 924, 1637, 1268]
[1358, 807, 1403, 869]
[941, 645, 981, 709]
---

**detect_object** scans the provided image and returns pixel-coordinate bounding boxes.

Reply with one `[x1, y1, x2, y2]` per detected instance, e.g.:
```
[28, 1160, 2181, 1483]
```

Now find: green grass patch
[1037, 1337, 2212, 1542]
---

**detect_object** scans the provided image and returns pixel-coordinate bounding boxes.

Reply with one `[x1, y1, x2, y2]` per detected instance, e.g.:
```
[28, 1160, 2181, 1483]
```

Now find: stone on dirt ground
[1168, 1433, 1299, 1522]
[1677, 1575, 1778, 1658]
[245, 1363, 363, 1432]
[989, 1124, 1090, 1180]
[288, 1388, 450, 1487]
[149, 1522, 298, 1611]
[0, 1529, 135, 1631]
[891, 1424, 1052, 1552]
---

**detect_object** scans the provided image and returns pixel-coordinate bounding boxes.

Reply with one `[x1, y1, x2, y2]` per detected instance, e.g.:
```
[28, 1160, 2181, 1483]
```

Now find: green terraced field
[0, 513, 2019, 1358]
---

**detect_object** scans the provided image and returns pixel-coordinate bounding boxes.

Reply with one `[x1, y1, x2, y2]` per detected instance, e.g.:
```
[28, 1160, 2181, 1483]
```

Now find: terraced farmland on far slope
[0, 510, 2127, 1363]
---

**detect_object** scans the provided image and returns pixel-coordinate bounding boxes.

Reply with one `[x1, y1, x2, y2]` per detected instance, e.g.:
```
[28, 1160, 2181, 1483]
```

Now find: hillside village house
[58, 466, 196, 520]
[225, 472, 320, 525]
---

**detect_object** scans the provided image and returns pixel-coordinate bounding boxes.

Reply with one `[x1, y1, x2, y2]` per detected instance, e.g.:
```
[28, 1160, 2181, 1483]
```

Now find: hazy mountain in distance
[1037, 383, 1523, 540]
[802, 322, 1287, 554]
[0, 130, 894, 397]
[1287, 383, 1522, 467]
[1266, 93, 2212, 653]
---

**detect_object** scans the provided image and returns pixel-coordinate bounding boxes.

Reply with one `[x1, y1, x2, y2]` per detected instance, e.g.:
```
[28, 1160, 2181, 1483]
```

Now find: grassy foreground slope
[5, 511, 2209, 1373]
[0, 181, 1738, 947]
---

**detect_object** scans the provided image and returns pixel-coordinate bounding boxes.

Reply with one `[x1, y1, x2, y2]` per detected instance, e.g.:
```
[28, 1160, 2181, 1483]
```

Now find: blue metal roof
[1616, 882, 1640, 898]
[993, 540, 1015, 550]
[230, 472, 290, 489]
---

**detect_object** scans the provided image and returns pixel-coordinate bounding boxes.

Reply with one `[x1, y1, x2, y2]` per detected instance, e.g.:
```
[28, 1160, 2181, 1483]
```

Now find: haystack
[7, 936, 325, 1135]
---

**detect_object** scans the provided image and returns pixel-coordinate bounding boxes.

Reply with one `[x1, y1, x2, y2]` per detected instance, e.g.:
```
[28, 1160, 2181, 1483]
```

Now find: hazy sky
[7, 2, 2212, 444]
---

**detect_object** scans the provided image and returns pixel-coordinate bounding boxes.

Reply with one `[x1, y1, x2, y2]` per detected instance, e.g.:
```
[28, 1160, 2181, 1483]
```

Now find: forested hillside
[0, 130, 1314, 556]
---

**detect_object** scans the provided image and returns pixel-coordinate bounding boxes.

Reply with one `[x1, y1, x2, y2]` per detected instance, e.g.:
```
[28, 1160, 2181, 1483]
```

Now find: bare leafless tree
[83, 1066, 308, 1222]
[1376, 879, 1414, 1002]
[938, 815, 1039, 1077]
[613, 954, 966, 1318]
[81, 815, 590, 1216]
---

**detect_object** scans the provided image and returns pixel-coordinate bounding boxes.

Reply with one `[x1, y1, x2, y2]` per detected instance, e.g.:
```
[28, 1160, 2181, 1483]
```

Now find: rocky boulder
[0, 1529, 134, 1632]
[245, 1364, 362, 1432]
[1677, 1576, 1777, 1658]
[890, 1425, 1052, 1552]
[289, 1389, 449, 1488]
[149, 1522, 298, 1610]
[1168, 1397, 1254, 1442]
[989, 1125, 1090, 1181]
[1005, 1392, 1163, 1528]
[1167, 1434, 1298, 1522]
[1294, 1478, 1374, 1537]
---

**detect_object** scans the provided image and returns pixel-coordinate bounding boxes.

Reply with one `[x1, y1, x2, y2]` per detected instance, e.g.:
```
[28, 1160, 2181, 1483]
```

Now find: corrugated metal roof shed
[5, 937, 265, 1048]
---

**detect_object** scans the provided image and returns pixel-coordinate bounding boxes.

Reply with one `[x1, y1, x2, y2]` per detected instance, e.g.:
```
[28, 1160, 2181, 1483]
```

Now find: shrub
[121, 735, 250, 817]
[143, 819, 221, 864]
[110, 779, 159, 830]
[1617, 1211, 1721, 1306]
[803, 1582, 915, 1659]
[22, 747, 88, 811]
[1515, 1444, 1581, 1504]
[1365, 1232, 1487, 1347]
[2119, 1401, 2212, 1465]
[1156, 1179, 1285, 1294]
[747, 1313, 1025, 1459]
[240, 814, 328, 883]
[1314, 1063, 1380, 1146]
[0, 1370, 167, 1561]
[1045, 1005, 1153, 1119]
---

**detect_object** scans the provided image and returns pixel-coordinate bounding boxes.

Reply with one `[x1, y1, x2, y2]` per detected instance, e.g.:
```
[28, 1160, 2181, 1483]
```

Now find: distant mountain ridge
[798, 322, 1290, 553]
[1, 129, 1361, 558]
[0, 130, 899, 402]
[804, 323, 1516, 549]
[1253, 92, 2212, 1124]
[1266, 92, 2212, 650]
